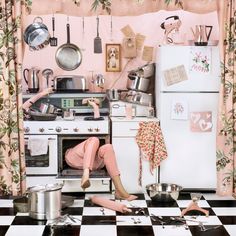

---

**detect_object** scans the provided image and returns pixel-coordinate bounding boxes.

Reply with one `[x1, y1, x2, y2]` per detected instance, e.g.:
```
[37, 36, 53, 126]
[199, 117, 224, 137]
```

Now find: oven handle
[24, 138, 56, 141]
[24, 137, 56, 145]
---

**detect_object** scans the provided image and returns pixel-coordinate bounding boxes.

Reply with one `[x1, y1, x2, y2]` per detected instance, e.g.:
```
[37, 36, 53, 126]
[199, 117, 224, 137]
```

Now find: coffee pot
[191, 25, 213, 46]
[23, 67, 40, 93]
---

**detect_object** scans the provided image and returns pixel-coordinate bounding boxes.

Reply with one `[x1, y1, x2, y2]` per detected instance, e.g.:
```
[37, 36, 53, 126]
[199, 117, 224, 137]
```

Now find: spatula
[94, 16, 102, 53]
[50, 16, 57, 46]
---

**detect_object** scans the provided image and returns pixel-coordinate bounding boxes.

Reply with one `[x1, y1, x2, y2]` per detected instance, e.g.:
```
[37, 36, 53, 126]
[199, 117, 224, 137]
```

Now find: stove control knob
[39, 128, 44, 133]
[73, 127, 79, 132]
[88, 128, 93, 132]
[24, 127, 30, 133]
[56, 127, 62, 133]
[95, 128, 100, 132]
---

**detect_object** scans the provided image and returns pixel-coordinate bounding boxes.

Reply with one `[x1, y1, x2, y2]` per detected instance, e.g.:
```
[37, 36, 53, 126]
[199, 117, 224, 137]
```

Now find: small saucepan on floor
[146, 183, 182, 202]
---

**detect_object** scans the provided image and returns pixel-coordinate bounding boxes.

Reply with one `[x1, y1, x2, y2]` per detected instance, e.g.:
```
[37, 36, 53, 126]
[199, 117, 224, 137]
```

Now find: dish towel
[136, 121, 168, 186]
[27, 136, 49, 156]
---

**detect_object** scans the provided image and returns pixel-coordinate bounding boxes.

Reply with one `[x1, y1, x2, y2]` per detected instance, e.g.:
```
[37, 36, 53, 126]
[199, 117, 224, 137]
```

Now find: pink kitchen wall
[22, 10, 219, 93]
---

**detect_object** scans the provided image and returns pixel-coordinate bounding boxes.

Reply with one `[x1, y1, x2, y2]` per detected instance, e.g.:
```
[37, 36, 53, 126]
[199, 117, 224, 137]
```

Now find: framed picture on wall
[105, 44, 121, 72]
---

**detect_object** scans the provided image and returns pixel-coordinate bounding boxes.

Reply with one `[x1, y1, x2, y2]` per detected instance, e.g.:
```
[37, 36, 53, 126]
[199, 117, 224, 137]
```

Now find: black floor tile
[207, 200, 236, 207]
[179, 207, 216, 216]
[82, 215, 116, 225]
[11, 216, 47, 225]
[43, 225, 80, 236]
[0, 207, 15, 215]
[218, 216, 236, 225]
[62, 192, 85, 200]
[117, 225, 154, 236]
[146, 200, 178, 207]
[62, 207, 83, 215]
[189, 225, 230, 236]
[0, 226, 9, 236]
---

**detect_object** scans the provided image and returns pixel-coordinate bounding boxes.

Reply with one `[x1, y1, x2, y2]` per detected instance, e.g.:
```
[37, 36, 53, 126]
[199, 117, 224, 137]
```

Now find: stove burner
[84, 116, 105, 121]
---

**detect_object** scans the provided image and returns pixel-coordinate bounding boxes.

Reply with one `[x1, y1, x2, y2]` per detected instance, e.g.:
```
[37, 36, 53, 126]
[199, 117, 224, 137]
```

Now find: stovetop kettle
[23, 67, 40, 93]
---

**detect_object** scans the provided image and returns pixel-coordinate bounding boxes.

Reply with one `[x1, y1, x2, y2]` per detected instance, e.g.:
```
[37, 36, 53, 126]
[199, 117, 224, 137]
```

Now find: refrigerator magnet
[190, 111, 213, 132]
[163, 65, 188, 86]
[189, 47, 212, 74]
[171, 100, 188, 120]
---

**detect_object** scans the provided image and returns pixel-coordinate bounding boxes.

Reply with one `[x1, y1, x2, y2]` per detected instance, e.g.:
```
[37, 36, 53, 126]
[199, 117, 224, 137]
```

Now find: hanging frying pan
[55, 23, 82, 71]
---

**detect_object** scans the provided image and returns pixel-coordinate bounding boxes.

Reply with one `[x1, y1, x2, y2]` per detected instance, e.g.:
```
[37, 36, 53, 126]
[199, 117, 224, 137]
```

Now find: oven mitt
[90, 196, 132, 213]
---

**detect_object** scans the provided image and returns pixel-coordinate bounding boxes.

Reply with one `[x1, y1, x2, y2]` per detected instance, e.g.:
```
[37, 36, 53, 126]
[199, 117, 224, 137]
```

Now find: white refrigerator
[156, 45, 220, 191]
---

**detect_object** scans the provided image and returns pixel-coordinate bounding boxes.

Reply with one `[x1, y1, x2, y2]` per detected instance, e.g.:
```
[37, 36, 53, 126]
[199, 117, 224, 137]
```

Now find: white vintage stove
[23, 93, 112, 192]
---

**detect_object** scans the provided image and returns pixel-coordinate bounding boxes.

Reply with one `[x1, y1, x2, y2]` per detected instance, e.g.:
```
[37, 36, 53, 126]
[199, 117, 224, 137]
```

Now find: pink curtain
[29, 0, 218, 16]
[0, 0, 28, 196]
[216, 0, 236, 196]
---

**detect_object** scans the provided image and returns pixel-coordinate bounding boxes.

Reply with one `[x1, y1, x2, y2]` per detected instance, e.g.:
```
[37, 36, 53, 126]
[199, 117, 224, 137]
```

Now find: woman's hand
[40, 87, 54, 96]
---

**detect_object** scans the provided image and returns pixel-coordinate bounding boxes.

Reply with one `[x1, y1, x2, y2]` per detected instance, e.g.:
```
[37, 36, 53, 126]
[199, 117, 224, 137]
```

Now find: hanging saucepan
[55, 23, 82, 71]
[24, 17, 50, 51]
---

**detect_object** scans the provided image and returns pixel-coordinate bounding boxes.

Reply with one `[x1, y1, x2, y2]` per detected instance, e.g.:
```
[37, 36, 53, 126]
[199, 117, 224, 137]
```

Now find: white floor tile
[116, 215, 152, 226]
[80, 225, 117, 236]
[224, 224, 236, 235]
[0, 216, 15, 225]
[177, 200, 210, 208]
[203, 193, 235, 200]
[82, 206, 116, 216]
[5, 225, 45, 236]
[70, 199, 84, 207]
[85, 193, 114, 200]
[148, 207, 181, 216]
[153, 225, 192, 236]
[125, 200, 148, 208]
[46, 215, 82, 225]
[212, 207, 236, 216]
[0, 199, 13, 208]
[184, 215, 222, 226]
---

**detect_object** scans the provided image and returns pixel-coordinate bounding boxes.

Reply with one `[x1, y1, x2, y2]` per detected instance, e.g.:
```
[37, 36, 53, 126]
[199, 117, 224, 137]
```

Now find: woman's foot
[81, 168, 91, 191]
[115, 190, 138, 201]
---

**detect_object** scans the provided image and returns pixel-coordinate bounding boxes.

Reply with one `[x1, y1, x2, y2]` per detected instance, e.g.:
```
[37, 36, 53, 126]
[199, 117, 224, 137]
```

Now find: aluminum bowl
[146, 183, 183, 202]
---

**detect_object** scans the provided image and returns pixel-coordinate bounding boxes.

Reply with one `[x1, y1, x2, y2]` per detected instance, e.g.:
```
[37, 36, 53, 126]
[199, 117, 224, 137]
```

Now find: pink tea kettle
[23, 67, 40, 93]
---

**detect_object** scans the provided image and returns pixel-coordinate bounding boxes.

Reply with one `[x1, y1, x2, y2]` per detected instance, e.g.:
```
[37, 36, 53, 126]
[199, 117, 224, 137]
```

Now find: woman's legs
[81, 137, 100, 189]
[70, 137, 100, 190]
[98, 144, 137, 200]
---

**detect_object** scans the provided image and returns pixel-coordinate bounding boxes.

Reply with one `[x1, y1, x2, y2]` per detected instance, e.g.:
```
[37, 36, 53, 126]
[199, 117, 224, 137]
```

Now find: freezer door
[159, 92, 218, 190]
[156, 46, 220, 92]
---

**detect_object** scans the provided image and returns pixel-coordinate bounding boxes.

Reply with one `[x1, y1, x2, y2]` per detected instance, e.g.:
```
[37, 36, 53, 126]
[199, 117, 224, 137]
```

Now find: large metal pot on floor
[27, 183, 63, 220]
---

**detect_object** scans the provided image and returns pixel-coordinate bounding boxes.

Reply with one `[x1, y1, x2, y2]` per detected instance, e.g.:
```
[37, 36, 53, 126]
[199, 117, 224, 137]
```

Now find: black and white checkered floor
[1, 192, 236, 236]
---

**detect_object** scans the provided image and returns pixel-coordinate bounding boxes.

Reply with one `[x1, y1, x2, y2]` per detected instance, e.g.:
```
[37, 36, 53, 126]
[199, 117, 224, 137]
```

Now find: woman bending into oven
[65, 137, 137, 201]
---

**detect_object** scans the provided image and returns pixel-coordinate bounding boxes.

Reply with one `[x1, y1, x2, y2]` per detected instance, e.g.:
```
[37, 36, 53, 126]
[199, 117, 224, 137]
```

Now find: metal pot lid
[27, 183, 63, 192]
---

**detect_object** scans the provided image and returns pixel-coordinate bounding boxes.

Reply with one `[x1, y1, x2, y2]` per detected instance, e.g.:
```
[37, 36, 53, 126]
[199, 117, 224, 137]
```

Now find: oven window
[61, 137, 106, 170]
[25, 146, 49, 167]
[58, 135, 108, 176]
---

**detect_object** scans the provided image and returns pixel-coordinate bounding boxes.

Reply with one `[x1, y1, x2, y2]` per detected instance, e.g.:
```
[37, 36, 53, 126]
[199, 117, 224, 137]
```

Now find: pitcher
[191, 25, 213, 46]
[23, 67, 40, 93]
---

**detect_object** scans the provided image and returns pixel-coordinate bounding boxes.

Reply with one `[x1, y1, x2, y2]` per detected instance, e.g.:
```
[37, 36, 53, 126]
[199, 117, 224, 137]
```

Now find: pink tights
[65, 137, 120, 178]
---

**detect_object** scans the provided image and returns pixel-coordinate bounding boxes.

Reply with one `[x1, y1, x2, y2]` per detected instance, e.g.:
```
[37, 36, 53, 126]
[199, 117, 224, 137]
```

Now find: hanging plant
[91, 0, 112, 14]
[73, 0, 184, 14]
[164, 0, 183, 9]
[21, 0, 32, 14]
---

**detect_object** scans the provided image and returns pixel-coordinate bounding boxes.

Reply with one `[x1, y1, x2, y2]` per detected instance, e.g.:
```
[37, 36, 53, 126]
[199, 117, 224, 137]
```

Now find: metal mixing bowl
[146, 183, 183, 202]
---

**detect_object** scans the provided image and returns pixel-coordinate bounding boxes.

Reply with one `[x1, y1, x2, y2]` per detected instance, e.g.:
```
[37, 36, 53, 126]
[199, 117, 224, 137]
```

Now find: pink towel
[90, 196, 131, 213]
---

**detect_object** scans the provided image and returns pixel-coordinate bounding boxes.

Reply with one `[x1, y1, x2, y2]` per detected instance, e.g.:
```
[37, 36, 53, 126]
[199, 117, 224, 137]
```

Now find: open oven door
[56, 168, 112, 193]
